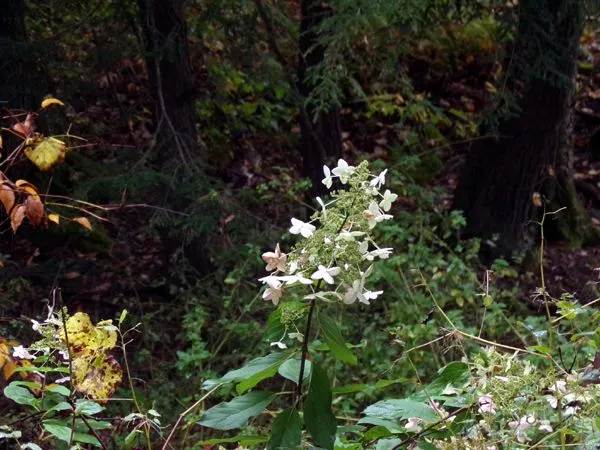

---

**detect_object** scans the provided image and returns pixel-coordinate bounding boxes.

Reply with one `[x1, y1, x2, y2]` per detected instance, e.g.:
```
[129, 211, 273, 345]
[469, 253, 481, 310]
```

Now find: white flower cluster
[259, 159, 396, 308]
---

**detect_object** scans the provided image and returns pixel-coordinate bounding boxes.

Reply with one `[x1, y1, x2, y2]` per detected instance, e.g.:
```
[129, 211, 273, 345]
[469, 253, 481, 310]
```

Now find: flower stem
[296, 297, 316, 406]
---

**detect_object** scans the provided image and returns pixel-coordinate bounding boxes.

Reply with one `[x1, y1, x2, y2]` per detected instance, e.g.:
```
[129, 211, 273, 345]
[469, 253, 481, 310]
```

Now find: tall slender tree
[453, 0, 598, 258]
[298, 0, 341, 196]
[138, 0, 199, 166]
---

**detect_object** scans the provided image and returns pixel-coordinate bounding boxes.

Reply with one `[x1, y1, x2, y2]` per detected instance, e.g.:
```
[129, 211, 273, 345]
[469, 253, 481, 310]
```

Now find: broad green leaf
[75, 400, 104, 416]
[357, 417, 403, 434]
[14, 365, 69, 373]
[195, 435, 268, 446]
[42, 423, 72, 442]
[278, 358, 312, 384]
[198, 392, 275, 431]
[376, 439, 402, 450]
[318, 312, 357, 365]
[411, 361, 469, 400]
[4, 383, 38, 408]
[333, 384, 369, 395]
[45, 385, 70, 396]
[362, 425, 394, 442]
[203, 352, 290, 392]
[363, 399, 437, 422]
[45, 401, 73, 414]
[267, 408, 302, 450]
[304, 363, 336, 450]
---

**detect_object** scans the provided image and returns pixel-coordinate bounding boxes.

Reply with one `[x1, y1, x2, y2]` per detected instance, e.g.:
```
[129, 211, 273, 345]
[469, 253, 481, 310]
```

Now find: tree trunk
[453, 0, 598, 259]
[138, 0, 199, 167]
[298, 0, 341, 197]
[0, 0, 42, 111]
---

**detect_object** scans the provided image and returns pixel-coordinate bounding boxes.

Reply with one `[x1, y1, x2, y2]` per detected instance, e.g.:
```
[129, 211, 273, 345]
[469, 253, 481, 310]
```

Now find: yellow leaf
[40, 97, 65, 109]
[73, 217, 92, 230]
[48, 213, 60, 224]
[61, 312, 117, 356]
[72, 353, 122, 402]
[24, 137, 67, 171]
[485, 82, 497, 94]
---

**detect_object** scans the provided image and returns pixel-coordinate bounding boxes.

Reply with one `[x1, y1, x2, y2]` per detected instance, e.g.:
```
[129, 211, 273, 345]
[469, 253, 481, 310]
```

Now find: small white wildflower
[364, 247, 393, 261]
[538, 420, 553, 432]
[324, 237, 332, 245]
[331, 159, 355, 184]
[290, 218, 316, 238]
[509, 415, 536, 443]
[364, 201, 393, 229]
[477, 394, 496, 414]
[379, 189, 398, 212]
[58, 350, 70, 361]
[370, 169, 387, 189]
[31, 319, 41, 332]
[564, 405, 580, 416]
[12, 345, 35, 360]
[316, 196, 327, 216]
[546, 396, 558, 409]
[263, 285, 284, 306]
[55, 376, 70, 384]
[336, 231, 366, 242]
[405, 417, 422, 432]
[311, 265, 341, 284]
[494, 376, 510, 382]
[270, 341, 287, 350]
[261, 243, 287, 272]
[322, 165, 333, 189]
[548, 380, 567, 393]
[362, 290, 383, 304]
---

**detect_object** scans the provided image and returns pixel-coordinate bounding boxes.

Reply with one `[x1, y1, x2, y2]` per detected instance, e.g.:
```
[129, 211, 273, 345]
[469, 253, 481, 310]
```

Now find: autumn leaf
[73, 217, 92, 231]
[12, 113, 37, 137]
[15, 180, 41, 201]
[0, 183, 15, 214]
[61, 312, 117, 356]
[60, 313, 122, 402]
[48, 213, 60, 224]
[25, 197, 45, 227]
[40, 97, 65, 109]
[72, 353, 123, 401]
[24, 137, 67, 171]
[10, 204, 26, 233]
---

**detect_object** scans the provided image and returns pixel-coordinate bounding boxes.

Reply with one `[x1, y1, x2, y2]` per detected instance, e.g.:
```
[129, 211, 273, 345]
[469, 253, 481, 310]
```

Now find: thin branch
[160, 384, 222, 450]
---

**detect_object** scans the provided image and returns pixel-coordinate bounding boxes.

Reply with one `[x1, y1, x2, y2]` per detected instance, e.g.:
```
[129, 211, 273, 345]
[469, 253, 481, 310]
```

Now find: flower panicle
[258, 159, 396, 310]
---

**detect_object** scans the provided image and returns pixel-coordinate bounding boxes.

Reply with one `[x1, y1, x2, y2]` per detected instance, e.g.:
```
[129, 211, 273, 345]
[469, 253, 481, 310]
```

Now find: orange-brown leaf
[25, 197, 45, 227]
[73, 217, 92, 231]
[15, 180, 41, 201]
[11, 204, 26, 233]
[0, 183, 15, 214]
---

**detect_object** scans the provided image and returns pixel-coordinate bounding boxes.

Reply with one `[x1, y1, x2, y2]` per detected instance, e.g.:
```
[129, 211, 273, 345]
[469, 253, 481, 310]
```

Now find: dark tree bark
[298, 0, 341, 197]
[453, 0, 598, 259]
[0, 0, 43, 111]
[138, 0, 199, 166]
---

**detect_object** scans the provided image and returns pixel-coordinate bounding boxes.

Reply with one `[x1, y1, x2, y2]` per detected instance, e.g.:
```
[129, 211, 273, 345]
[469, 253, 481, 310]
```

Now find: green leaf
[357, 417, 403, 434]
[45, 401, 73, 414]
[411, 361, 469, 400]
[45, 385, 70, 396]
[333, 384, 368, 395]
[42, 422, 72, 442]
[278, 358, 312, 384]
[318, 312, 357, 365]
[267, 408, 302, 450]
[75, 400, 104, 416]
[304, 363, 337, 450]
[195, 435, 268, 446]
[203, 352, 290, 391]
[198, 392, 275, 431]
[528, 345, 552, 355]
[363, 399, 437, 422]
[4, 383, 38, 408]
[375, 439, 402, 450]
